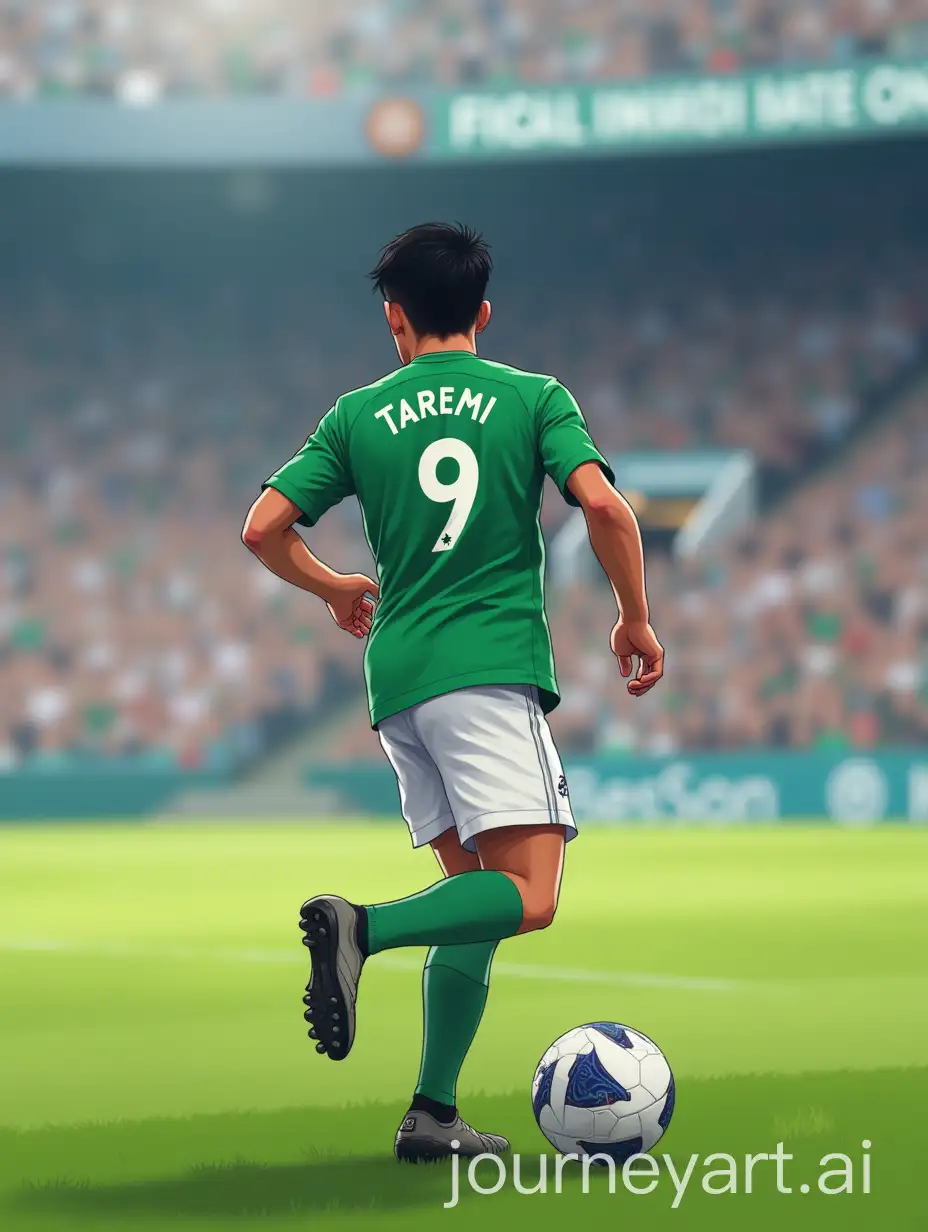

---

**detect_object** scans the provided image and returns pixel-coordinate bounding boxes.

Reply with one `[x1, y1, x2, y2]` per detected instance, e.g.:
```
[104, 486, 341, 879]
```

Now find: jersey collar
[410, 350, 476, 363]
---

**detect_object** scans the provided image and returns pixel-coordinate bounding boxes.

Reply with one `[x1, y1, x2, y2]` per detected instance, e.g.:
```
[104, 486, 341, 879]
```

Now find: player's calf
[475, 825, 566, 937]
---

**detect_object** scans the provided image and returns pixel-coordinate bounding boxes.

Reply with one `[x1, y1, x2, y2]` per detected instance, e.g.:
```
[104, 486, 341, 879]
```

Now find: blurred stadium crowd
[547, 396, 928, 755]
[506, 246, 920, 494]
[1, 240, 924, 768]
[0, 0, 927, 100]
[0, 289, 366, 770]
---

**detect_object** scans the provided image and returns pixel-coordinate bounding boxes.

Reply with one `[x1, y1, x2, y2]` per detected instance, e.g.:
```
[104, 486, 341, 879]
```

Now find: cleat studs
[330, 996, 338, 1005]
[304, 1011, 314, 1023]
[317, 927, 327, 938]
[315, 1042, 326, 1054]
[331, 1013, 340, 1021]
[308, 1028, 318, 1039]
[331, 1026, 340, 1035]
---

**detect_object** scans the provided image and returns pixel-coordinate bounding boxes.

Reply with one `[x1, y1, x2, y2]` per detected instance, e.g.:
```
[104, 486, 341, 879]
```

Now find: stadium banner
[0, 765, 229, 820]
[1, 60, 928, 165]
[436, 60, 928, 158]
[0, 98, 376, 167]
[305, 751, 928, 825]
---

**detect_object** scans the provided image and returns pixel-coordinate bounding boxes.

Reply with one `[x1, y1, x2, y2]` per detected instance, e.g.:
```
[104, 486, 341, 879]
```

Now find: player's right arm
[535, 376, 663, 697]
[242, 488, 377, 639]
[567, 462, 663, 696]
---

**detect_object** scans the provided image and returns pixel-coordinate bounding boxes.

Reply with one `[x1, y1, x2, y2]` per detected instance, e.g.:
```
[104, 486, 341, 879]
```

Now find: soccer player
[242, 223, 663, 1162]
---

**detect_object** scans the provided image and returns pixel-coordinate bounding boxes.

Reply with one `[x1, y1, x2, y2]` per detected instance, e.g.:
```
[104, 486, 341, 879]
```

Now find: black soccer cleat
[394, 1110, 510, 1163]
[299, 895, 365, 1061]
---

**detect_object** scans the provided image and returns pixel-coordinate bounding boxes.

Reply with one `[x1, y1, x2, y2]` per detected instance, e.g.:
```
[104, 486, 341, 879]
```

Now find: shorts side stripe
[524, 688, 556, 825]
[533, 692, 560, 824]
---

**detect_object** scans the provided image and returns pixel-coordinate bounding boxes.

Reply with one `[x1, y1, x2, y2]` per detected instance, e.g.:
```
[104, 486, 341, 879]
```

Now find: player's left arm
[242, 488, 377, 639]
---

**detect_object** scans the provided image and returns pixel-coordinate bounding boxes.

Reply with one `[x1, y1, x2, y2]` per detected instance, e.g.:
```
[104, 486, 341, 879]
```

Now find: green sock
[415, 941, 498, 1106]
[365, 871, 523, 955]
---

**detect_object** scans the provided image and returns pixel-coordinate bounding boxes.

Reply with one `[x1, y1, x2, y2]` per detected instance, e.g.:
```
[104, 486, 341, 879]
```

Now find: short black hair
[369, 222, 492, 339]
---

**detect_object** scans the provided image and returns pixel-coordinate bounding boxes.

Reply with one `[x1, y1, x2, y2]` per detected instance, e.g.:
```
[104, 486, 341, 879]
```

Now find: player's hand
[325, 574, 379, 639]
[610, 618, 664, 697]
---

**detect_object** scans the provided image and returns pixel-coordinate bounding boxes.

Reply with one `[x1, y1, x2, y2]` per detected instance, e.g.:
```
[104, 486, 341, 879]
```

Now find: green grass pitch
[1, 821, 927, 1231]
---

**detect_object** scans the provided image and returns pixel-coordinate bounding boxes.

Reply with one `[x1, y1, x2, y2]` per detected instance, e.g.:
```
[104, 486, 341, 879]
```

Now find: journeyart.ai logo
[442, 1141, 873, 1208]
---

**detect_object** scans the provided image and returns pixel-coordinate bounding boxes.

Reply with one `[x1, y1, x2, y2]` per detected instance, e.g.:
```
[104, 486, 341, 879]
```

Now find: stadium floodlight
[549, 449, 756, 587]
[116, 69, 163, 108]
[673, 450, 756, 560]
[548, 505, 594, 589]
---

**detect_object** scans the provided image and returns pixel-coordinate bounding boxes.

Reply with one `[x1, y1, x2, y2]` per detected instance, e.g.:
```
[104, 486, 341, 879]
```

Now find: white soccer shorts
[377, 683, 577, 852]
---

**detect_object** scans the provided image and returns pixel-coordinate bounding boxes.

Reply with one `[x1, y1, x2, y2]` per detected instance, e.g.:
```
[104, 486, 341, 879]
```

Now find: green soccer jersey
[265, 351, 613, 727]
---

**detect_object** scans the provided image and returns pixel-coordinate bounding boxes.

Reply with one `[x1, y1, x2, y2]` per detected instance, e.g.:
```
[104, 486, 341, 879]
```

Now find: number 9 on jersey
[418, 438, 479, 553]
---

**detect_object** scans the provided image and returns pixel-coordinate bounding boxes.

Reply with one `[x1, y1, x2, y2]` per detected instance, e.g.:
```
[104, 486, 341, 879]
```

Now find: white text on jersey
[375, 387, 498, 436]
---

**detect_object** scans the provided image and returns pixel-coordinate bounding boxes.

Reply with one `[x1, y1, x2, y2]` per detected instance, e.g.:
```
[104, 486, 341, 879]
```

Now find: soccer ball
[531, 1022, 674, 1162]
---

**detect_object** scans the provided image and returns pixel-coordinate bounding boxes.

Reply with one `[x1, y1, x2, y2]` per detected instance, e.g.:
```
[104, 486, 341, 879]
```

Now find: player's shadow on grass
[22, 1154, 453, 1218]
[21, 1150, 670, 1220]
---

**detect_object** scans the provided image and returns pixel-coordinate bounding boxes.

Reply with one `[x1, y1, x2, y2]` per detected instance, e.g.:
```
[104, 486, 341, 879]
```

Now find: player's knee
[519, 895, 557, 934]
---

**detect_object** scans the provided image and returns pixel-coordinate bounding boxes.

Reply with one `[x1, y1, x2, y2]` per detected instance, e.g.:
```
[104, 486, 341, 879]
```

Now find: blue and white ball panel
[591, 1022, 661, 1059]
[545, 1031, 589, 1113]
[564, 1044, 631, 1107]
[640, 1052, 672, 1099]
[532, 1059, 556, 1121]
[539, 1100, 567, 1143]
[639, 1078, 675, 1150]
[585, 1040, 658, 1114]
[587, 1021, 636, 1048]
[591, 1106, 624, 1138]
[547, 1129, 584, 1157]
[561, 1104, 595, 1142]
[532, 1022, 675, 1157]
[555, 1026, 593, 1057]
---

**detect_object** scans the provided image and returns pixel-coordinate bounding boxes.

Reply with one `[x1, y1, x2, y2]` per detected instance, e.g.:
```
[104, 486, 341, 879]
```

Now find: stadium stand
[0, 0, 926, 100]
[505, 242, 922, 512]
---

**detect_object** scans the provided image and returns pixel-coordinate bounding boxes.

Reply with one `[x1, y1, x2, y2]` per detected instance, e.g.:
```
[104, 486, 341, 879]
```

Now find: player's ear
[475, 300, 491, 334]
[385, 301, 406, 338]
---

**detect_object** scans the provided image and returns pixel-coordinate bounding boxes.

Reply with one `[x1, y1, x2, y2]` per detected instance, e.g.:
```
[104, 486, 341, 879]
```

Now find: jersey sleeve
[263, 403, 355, 527]
[537, 379, 615, 506]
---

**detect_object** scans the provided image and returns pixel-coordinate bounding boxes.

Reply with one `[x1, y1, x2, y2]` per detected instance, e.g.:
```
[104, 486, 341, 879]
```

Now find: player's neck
[410, 333, 476, 360]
